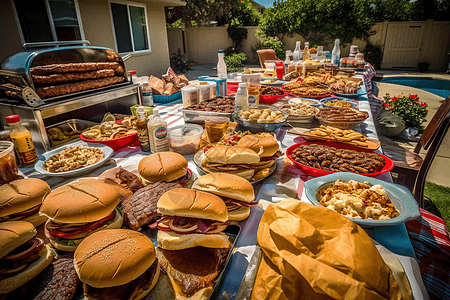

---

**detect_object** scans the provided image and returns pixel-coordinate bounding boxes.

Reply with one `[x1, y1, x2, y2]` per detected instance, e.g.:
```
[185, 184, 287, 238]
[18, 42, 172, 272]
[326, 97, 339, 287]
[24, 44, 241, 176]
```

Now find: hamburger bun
[227, 206, 250, 222]
[0, 245, 54, 294]
[192, 173, 254, 202]
[157, 230, 229, 250]
[157, 188, 228, 223]
[0, 221, 54, 294]
[46, 207, 124, 252]
[0, 221, 36, 258]
[253, 159, 275, 171]
[138, 152, 188, 184]
[74, 229, 157, 288]
[40, 179, 120, 223]
[0, 178, 50, 226]
[203, 146, 260, 164]
[237, 135, 279, 157]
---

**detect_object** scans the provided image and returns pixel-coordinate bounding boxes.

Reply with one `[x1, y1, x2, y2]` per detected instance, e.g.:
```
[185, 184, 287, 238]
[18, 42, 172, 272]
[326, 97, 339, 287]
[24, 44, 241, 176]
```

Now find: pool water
[381, 77, 450, 98]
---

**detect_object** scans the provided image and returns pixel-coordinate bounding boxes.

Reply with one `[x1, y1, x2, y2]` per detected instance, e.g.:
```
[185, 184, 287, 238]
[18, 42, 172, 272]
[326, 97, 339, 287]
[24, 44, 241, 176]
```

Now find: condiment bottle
[284, 51, 292, 74]
[217, 50, 227, 79]
[303, 42, 310, 61]
[136, 106, 150, 152]
[129, 70, 140, 85]
[293, 41, 301, 62]
[147, 108, 169, 153]
[331, 39, 341, 66]
[140, 76, 154, 106]
[247, 83, 260, 105]
[5, 115, 37, 164]
[235, 83, 248, 109]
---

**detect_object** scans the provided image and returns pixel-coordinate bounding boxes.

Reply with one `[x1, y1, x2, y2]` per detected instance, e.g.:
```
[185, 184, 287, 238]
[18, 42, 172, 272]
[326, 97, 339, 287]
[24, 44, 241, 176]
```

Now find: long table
[19, 78, 429, 300]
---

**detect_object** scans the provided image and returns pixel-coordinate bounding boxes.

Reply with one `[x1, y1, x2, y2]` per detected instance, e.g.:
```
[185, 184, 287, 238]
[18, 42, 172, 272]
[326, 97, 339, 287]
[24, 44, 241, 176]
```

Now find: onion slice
[3, 238, 43, 261]
[168, 218, 198, 233]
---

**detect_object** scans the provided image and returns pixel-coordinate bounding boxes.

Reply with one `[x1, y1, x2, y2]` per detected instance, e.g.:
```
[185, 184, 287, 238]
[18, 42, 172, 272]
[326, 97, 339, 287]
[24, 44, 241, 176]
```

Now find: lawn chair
[257, 49, 281, 68]
[390, 95, 450, 207]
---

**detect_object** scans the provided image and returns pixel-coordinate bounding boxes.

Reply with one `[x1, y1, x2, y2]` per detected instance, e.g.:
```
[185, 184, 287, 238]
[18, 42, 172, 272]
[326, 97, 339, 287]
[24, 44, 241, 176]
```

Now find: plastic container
[80, 132, 138, 151]
[169, 124, 204, 155]
[129, 70, 141, 85]
[153, 92, 182, 104]
[0, 141, 18, 184]
[198, 76, 227, 97]
[147, 108, 169, 153]
[208, 81, 217, 99]
[198, 82, 211, 102]
[232, 105, 288, 133]
[217, 50, 227, 78]
[235, 83, 248, 108]
[181, 85, 200, 108]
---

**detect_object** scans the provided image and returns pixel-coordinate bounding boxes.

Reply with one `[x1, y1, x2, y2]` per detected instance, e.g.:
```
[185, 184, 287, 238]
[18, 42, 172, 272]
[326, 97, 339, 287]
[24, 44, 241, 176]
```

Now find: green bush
[227, 24, 248, 52]
[251, 30, 285, 61]
[363, 43, 383, 69]
[224, 53, 247, 72]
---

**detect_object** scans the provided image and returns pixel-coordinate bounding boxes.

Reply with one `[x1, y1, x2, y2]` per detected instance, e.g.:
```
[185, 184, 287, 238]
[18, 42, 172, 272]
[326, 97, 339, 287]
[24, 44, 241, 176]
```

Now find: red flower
[392, 97, 398, 101]
[416, 101, 419, 104]
[410, 94, 417, 99]
[383, 103, 390, 107]
[420, 103, 427, 107]
[426, 110, 429, 114]
[390, 107, 394, 110]
[405, 105, 408, 108]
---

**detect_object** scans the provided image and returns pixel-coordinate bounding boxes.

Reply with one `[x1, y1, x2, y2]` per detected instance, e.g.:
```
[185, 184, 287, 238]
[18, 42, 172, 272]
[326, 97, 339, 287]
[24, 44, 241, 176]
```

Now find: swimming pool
[381, 76, 450, 98]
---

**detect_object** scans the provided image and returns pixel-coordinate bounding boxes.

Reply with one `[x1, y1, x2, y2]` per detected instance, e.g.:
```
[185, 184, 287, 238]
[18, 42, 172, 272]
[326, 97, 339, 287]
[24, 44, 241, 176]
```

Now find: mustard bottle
[5, 115, 37, 164]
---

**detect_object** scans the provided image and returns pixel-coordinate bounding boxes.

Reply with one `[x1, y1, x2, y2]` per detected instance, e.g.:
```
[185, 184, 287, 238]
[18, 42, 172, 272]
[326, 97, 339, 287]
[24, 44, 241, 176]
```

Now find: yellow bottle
[5, 115, 37, 164]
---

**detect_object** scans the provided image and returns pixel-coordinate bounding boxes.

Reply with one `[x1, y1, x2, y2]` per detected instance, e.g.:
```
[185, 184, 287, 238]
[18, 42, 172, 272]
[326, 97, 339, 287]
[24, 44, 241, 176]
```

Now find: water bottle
[217, 50, 227, 78]
[331, 39, 341, 66]
[292, 41, 301, 62]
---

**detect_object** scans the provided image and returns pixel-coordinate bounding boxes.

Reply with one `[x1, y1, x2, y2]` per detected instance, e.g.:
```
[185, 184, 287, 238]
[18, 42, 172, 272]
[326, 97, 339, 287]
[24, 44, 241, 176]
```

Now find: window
[110, 1, 150, 53]
[13, 0, 83, 43]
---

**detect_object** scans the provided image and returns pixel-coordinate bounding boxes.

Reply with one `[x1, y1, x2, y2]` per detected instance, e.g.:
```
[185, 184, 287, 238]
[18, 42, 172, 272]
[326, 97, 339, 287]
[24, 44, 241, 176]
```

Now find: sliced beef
[121, 181, 186, 230]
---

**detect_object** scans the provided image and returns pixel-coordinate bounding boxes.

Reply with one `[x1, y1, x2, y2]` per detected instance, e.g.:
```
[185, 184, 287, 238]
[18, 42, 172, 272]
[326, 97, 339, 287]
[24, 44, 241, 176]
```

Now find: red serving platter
[286, 141, 394, 177]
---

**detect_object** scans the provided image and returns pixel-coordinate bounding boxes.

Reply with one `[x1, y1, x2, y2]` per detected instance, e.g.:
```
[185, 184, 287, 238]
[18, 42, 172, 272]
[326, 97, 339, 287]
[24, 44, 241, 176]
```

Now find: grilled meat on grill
[32, 69, 115, 86]
[30, 62, 122, 75]
[36, 76, 124, 98]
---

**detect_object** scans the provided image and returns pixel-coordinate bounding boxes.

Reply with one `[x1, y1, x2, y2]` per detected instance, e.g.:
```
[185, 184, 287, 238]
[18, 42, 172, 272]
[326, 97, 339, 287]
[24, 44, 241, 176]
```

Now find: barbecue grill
[0, 41, 140, 155]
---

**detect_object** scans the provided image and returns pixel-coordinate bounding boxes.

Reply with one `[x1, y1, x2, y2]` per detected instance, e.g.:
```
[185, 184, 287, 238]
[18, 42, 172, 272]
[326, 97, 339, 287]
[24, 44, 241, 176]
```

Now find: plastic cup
[204, 116, 229, 143]
[0, 141, 18, 184]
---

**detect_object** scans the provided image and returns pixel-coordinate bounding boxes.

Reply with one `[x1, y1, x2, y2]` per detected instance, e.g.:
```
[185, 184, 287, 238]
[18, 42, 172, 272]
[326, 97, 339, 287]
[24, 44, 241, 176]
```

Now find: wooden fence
[168, 20, 450, 71]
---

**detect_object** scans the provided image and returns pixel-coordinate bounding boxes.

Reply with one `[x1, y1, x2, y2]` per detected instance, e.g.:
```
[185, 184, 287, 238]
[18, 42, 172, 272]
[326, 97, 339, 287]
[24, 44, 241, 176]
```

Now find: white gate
[382, 23, 425, 69]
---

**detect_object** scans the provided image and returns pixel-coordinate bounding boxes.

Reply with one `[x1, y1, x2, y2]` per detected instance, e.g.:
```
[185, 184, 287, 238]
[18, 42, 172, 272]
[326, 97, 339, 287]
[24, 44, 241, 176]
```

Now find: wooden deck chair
[389, 96, 450, 207]
[257, 49, 280, 68]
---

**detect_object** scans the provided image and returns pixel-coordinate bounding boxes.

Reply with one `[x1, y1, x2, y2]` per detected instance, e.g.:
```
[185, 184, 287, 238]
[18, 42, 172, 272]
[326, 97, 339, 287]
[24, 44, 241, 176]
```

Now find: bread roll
[192, 173, 254, 202]
[138, 152, 188, 183]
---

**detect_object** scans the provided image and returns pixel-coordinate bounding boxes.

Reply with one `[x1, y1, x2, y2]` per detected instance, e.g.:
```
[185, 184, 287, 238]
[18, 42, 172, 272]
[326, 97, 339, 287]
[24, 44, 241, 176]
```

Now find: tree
[260, 0, 379, 45]
[165, 0, 239, 27]
[228, 0, 261, 26]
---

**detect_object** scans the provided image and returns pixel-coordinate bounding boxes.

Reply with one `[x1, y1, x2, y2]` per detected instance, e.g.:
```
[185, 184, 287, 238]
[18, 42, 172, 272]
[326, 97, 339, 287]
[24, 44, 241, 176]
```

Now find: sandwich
[201, 146, 260, 180]
[0, 221, 53, 294]
[39, 179, 123, 252]
[151, 188, 231, 299]
[0, 178, 51, 226]
[74, 229, 160, 300]
[236, 134, 282, 171]
[138, 152, 189, 184]
[192, 173, 257, 221]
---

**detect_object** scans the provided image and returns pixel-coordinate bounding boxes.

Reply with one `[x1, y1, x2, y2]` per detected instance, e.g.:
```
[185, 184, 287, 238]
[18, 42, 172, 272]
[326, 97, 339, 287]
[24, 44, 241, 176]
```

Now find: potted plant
[382, 94, 428, 133]
[418, 62, 430, 73]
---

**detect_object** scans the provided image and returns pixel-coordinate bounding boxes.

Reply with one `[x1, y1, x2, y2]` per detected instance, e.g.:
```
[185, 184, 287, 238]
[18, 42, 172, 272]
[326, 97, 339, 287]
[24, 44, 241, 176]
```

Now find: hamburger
[192, 173, 257, 221]
[201, 146, 260, 180]
[138, 152, 189, 184]
[0, 221, 53, 294]
[74, 229, 160, 300]
[39, 179, 123, 252]
[151, 188, 231, 298]
[0, 178, 50, 226]
[237, 134, 282, 171]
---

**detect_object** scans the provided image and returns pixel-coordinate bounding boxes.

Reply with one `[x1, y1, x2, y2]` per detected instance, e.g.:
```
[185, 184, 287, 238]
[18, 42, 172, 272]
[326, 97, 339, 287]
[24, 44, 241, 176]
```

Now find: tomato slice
[48, 210, 116, 238]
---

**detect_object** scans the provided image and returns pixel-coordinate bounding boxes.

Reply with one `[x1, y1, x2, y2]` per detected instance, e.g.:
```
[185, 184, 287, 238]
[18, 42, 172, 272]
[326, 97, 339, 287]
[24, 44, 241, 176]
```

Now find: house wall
[0, 0, 171, 77]
[78, 0, 171, 77]
[0, 1, 25, 61]
[169, 21, 449, 71]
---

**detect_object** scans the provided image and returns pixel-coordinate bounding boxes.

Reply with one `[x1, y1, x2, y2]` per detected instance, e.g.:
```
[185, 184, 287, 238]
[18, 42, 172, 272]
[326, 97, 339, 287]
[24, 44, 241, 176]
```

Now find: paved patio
[183, 65, 450, 187]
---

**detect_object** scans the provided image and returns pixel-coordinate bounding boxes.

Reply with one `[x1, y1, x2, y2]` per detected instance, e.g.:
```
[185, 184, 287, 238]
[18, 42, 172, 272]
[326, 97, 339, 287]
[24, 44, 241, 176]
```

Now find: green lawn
[424, 181, 450, 230]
